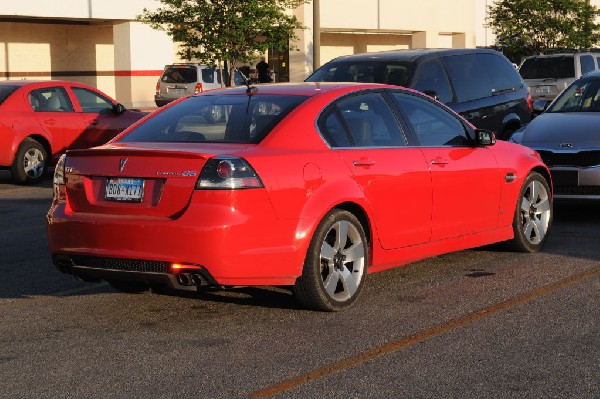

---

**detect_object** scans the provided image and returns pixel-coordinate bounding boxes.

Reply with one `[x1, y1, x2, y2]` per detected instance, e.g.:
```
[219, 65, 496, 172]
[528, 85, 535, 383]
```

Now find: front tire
[294, 209, 368, 311]
[507, 172, 552, 252]
[11, 138, 48, 184]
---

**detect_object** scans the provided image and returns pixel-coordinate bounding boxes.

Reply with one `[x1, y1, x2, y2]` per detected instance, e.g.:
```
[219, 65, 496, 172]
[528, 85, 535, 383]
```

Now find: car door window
[29, 87, 74, 112]
[392, 92, 469, 146]
[443, 54, 492, 103]
[481, 54, 523, 92]
[580, 55, 595, 75]
[71, 87, 114, 113]
[413, 60, 453, 103]
[319, 92, 407, 147]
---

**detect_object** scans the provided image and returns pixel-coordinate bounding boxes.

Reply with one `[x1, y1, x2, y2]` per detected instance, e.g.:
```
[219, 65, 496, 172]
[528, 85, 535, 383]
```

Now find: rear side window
[120, 94, 308, 144]
[201, 68, 216, 84]
[480, 54, 523, 92]
[161, 66, 197, 84]
[443, 54, 492, 103]
[319, 92, 407, 147]
[580, 55, 595, 75]
[29, 87, 74, 112]
[0, 85, 18, 106]
[306, 60, 416, 87]
[519, 56, 575, 79]
[413, 60, 453, 103]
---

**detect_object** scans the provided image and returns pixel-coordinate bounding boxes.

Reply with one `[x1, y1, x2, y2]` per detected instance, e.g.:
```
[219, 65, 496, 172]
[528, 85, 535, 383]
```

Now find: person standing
[256, 57, 272, 83]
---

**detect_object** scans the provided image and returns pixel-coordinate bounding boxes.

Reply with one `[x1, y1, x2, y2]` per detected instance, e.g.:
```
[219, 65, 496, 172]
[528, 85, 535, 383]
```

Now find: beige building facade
[1, 0, 477, 108]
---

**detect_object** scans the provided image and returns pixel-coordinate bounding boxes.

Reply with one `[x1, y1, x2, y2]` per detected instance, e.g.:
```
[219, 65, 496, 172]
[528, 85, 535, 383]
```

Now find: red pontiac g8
[47, 83, 553, 311]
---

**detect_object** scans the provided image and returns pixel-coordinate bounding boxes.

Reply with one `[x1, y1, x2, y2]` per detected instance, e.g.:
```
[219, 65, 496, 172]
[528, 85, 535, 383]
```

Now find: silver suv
[155, 64, 246, 110]
[519, 52, 600, 101]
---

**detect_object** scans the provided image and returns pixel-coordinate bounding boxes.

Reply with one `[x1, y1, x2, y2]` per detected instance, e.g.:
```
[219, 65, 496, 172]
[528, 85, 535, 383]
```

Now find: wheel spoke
[323, 271, 340, 297]
[536, 197, 551, 214]
[334, 221, 349, 251]
[533, 218, 547, 240]
[343, 242, 364, 262]
[529, 180, 539, 202]
[339, 266, 358, 297]
[521, 196, 532, 212]
[523, 219, 535, 239]
[320, 241, 336, 261]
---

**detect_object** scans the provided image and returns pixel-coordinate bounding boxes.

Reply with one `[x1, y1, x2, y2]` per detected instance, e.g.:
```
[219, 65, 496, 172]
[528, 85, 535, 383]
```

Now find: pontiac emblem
[119, 158, 128, 173]
[560, 143, 573, 148]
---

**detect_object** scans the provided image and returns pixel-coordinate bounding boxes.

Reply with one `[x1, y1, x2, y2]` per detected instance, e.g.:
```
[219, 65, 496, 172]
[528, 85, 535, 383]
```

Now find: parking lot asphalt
[0, 171, 598, 398]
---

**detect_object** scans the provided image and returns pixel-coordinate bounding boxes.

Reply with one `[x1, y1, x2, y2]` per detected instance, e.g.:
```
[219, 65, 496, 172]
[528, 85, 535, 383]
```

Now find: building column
[412, 30, 438, 48]
[290, 3, 313, 82]
[113, 22, 173, 108]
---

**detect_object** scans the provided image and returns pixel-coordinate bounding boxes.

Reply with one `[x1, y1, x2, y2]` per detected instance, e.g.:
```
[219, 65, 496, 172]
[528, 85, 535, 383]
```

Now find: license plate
[535, 86, 551, 94]
[168, 88, 185, 95]
[105, 178, 144, 202]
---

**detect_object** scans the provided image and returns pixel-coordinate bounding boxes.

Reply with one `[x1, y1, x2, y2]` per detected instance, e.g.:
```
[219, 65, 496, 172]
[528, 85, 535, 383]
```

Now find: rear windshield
[0, 85, 19, 105]
[161, 66, 198, 84]
[519, 56, 575, 79]
[306, 60, 416, 87]
[119, 94, 309, 144]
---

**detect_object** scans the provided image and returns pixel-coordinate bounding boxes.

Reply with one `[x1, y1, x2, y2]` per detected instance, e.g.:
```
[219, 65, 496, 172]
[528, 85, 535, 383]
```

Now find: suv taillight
[155, 81, 160, 95]
[195, 83, 203, 93]
[196, 156, 263, 190]
[526, 91, 533, 113]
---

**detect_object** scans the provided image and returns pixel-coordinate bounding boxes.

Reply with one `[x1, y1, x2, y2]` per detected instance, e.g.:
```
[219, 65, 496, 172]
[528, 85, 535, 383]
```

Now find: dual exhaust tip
[176, 272, 208, 287]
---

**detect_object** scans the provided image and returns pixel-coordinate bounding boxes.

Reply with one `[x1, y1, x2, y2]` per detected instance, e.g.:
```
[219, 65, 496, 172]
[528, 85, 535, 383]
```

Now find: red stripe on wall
[0, 70, 163, 78]
[114, 70, 164, 77]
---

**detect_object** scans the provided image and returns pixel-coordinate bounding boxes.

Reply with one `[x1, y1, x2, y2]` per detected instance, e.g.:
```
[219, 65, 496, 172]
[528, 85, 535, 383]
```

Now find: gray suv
[519, 52, 600, 101]
[155, 64, 246, 109]
[306, 48, 532, 139]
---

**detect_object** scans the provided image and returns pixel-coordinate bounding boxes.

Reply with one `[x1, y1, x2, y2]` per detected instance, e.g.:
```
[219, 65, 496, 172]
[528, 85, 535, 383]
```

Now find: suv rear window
[306, 60, 416, 87]
[120, 94, 309, 144]
[161, 66, 198, 84]
[519, 56, 575, 79]
[0, 85, 19, 105]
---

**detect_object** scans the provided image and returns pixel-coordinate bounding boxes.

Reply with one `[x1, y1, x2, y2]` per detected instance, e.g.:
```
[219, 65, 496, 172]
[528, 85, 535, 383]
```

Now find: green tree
[138, 0, 309, 86]
[486, 0, 600, 62]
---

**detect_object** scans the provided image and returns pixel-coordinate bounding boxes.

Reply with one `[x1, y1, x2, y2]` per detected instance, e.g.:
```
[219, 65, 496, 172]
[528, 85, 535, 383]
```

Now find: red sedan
[0, 80, 145, 184]
[47, 83, 553, 311]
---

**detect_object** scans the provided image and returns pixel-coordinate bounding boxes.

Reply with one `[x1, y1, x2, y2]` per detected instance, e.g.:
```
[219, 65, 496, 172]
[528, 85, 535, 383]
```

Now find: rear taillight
[194, 83, 203, 93]
[155, 81, 160, 95]
[526, 91, 533, 113]
[195, 156, 263, 190]
[53, 154, 66, 199]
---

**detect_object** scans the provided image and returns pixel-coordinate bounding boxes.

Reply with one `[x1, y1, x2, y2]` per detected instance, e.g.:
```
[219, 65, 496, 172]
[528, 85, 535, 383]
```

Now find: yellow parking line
[250, 265, 600, 398]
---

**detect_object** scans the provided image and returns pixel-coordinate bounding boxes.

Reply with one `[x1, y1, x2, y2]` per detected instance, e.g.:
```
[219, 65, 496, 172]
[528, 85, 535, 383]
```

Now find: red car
[47, 83, 553, 311]
[0, 80, 145, 184]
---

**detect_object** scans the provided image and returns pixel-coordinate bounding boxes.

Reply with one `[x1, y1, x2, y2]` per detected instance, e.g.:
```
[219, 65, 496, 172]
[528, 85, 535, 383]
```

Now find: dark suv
[306, 48, 532, 139]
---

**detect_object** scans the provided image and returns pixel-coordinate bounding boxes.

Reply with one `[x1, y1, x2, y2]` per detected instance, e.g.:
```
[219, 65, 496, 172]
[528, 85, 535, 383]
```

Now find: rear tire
[11, 138, 48, 184]
[294, 209, 368, 311]
[507, 172, 552, 252]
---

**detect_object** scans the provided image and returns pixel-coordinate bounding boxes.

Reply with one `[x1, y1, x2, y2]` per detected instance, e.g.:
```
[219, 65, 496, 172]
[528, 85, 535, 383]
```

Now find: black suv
[306, 48, 532, 139]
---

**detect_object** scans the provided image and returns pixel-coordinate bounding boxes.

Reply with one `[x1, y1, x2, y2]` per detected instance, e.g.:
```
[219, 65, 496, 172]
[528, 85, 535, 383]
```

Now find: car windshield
[161, 66, 198, 84]
[0, 85, 19, 105]
[306, 60, 416, 87]
[548, 78, 600, 112]
[119, 94, 309, 144]
[519, 56, 575, 79]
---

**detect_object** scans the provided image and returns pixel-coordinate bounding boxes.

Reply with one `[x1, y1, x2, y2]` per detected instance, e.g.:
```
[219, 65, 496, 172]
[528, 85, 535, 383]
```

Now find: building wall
[1, 0, 478, 106]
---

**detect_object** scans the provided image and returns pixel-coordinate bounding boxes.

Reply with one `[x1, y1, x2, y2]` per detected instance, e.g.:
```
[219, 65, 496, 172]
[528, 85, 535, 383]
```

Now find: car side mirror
[423, 90, 440, 101]
[113, 103, 126, 114]
[531, 99, 550, 118]
[475, 129, 496, 146]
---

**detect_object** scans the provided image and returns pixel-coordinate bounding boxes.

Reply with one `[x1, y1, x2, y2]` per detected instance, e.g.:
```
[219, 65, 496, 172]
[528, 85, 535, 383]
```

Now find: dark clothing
[256, 60, 272, 83]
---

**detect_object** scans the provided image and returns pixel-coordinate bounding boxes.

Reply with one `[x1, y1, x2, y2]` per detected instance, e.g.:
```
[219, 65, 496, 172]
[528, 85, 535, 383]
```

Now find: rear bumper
[47, 190, 315, 286]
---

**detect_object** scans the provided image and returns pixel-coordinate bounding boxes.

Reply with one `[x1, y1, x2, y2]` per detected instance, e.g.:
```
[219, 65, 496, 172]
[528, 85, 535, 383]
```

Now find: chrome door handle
[430, 158, 449, 165]
[353, 160, 376, 167]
